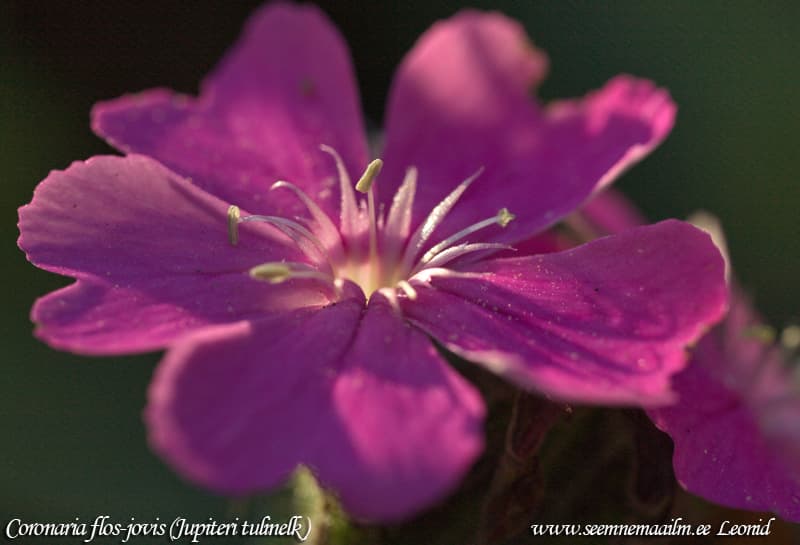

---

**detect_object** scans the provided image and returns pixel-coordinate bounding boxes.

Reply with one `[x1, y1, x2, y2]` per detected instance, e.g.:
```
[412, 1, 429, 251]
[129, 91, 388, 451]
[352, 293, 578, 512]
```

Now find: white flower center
[227, 146, 515, 301]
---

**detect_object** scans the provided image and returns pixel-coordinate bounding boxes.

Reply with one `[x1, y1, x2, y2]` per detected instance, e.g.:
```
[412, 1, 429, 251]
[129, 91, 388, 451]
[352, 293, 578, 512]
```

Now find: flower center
[227, 146, 515, 302]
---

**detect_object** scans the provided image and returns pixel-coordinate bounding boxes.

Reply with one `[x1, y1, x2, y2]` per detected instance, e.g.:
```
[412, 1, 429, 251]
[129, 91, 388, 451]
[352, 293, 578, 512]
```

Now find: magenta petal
[29, 276, 328, 355]
[648, 295, 800, 521]
[649, 362, 800, 521]
[147, 301, 364, 502]
[19, 155, 325, 353]
[92, 3, 368, 218]
[147, 294, 485, 522]
[761, 392, 800, 483]
[380, 10, 674, 245]
[403, 220, 727, 405]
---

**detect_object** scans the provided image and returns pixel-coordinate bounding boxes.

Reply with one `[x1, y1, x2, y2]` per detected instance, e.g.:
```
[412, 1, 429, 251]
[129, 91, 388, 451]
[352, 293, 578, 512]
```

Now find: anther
[248, 262, 335, 286]
[227, 205, 241, 246]
[355, 159, 383, 193]
[497, 207, 515, 228]
[249, 263, 292, 283]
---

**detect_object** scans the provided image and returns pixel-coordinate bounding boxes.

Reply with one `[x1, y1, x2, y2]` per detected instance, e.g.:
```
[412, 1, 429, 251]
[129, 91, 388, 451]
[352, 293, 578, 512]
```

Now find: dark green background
[2, 0, 798, 528]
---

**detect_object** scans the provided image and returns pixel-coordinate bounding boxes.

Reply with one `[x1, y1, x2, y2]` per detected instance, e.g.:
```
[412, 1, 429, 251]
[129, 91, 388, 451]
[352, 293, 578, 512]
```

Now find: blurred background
[2, 0, 798, 538]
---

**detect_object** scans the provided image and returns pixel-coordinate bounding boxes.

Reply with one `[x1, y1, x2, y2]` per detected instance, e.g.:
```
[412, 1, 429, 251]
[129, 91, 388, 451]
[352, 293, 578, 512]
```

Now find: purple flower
[18, 4, 727, 521]
[579, 193, 800, 521]
[648, 292, 800, 522]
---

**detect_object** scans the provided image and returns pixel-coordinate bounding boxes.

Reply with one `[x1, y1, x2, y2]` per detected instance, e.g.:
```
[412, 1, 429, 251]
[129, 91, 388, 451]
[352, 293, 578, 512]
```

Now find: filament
[399, 167, 484, 274]
[419, 208, 515, 266]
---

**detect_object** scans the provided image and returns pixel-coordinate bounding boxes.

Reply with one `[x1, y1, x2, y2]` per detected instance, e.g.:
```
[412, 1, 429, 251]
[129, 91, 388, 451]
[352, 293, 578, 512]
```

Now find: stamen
[355, 159, 383, 287]
[271, 180, 344, 261]
[227, 205, 241, 246]
[234, 160, 520, 299]
[249, 262, 334, 285]
[320, 144, 359, 239]
[399, 168, 483, 274]
[383, 166, 418, 262]
[497, 207, 516, 227]
[418, 208, 515, 266]
[416, 242, 516, 272]
[355, 159, 383, 194]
